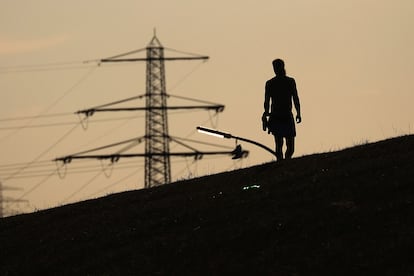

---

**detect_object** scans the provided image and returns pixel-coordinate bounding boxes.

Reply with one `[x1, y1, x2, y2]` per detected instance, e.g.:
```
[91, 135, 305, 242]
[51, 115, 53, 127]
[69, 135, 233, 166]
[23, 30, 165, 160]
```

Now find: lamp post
[197, 126, 276, 158]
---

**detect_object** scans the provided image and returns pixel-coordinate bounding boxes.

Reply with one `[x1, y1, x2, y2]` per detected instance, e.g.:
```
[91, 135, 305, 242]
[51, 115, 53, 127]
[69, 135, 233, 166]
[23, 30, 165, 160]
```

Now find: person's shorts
[268, 114, 296, 137]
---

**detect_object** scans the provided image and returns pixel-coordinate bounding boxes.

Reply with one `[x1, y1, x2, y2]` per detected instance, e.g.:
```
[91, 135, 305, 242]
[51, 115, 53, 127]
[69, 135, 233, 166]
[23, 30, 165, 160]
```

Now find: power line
[164, 47, 210, 58]
[0, 132, 228, 175]
[169, 93, 224, 106]
[16, 170, 56, 201]
[84, 154, 226, 201]
[65, 137, 144, 157]
[5, 163, 145, 180]
[55, 108, 208, 169]
[0, 160, 53, 170]
[0, 115, 143, 131]
[81, 159, 200, 202]
[0, 60, 86, 70]
[1, 159, 144, 175]
[0, 110, 205, 174]
[75, 92, 224, 116]
[0, 65, 98, 142]
[83, 46, 203, 65]
[0, 121, 79, 130]
[3, 122, 82, 181]
[0, 112, 73, 122]
[100, 47, 147, 61]
[61, 170, 104, 204]
[90, 95, 144, 109]
[0, 60, 101, 74]
[0, 65, 96, 74]
[0, 158, 107, 172]
[85, 167, 143, 199]
[167, 60, 206, 92]
[171, 157, 198, 180]
[0, 56, 153, 74]
[170, 135, 233, 149]
[3, 35, 230, 212]
[0, 111, 226, 184]
[0, 109, 203, 131]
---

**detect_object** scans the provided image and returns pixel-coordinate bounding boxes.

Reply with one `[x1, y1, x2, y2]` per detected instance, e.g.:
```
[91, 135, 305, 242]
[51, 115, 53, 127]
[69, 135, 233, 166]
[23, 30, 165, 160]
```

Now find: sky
[1, 0, 413, 215]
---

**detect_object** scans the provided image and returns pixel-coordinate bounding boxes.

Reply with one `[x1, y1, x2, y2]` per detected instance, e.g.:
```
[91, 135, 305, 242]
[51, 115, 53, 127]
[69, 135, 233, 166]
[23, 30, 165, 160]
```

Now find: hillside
[1, 135, 414, 275]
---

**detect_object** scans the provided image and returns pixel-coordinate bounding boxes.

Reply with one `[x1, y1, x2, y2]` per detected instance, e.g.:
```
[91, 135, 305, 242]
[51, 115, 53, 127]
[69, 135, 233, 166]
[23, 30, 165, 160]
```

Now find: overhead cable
[0, 65, 97, 142]
[0, 112, 73, 122]
[61, 170, 104, 204]
[0, 115, 144, 131]
[3, 122, 82, 181]
[16, 170, 56, 201]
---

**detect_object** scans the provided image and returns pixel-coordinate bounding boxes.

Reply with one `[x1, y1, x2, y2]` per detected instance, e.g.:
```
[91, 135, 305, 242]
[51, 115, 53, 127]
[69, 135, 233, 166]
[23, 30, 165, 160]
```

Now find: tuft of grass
[352, 138, 370, 146]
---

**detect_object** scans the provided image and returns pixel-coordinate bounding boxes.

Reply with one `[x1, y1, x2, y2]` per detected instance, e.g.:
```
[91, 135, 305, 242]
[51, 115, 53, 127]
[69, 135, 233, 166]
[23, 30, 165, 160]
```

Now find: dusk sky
[1, 0, 413, 214]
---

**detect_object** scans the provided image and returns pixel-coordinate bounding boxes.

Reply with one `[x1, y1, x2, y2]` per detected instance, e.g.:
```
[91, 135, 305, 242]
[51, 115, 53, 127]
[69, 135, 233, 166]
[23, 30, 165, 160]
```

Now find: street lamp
[196, 126, 276, 158]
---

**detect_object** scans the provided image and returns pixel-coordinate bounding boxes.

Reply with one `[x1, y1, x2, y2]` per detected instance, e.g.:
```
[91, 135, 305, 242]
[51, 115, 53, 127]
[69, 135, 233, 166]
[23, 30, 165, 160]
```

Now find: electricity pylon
[144, 35, 172, 187]
[56, 32, 246, 189]
[0, 181, 25, 218]
[101, 33, 209, 188]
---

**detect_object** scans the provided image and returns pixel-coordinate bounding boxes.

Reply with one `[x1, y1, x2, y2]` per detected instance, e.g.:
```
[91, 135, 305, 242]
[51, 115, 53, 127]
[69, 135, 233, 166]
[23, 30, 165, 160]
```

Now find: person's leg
[274, 136, 284, 161]
[285, 137, 295, 159]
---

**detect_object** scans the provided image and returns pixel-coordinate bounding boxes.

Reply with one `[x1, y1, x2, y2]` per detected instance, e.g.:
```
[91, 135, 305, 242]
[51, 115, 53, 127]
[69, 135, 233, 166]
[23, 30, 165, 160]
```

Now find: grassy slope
[1, 135, 414, 275]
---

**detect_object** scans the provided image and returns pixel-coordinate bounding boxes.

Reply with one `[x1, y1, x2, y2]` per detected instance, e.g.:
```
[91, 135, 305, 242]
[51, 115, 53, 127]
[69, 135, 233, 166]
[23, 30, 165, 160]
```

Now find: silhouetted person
[263, 59, 301, 161]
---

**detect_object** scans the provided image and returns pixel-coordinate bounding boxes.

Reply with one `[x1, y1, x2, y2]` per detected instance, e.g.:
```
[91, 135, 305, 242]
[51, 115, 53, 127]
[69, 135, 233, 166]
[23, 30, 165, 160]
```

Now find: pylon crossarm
[54, 136, 145, 164]
[76, 105, 224, 115]
[54, 150, 248, 162]
[101, 56, 209, 63]
[75, 93, 225, 116]
[96, 40, 209, 63]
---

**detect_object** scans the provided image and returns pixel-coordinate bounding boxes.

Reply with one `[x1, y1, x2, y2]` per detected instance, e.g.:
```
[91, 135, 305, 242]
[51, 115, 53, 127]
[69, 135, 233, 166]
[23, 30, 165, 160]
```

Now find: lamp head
[196, 126, 231, 139]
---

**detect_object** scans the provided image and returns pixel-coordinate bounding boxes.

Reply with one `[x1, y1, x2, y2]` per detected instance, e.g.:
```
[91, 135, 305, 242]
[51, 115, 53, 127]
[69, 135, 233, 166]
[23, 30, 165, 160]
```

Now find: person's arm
[292, 79, 301, 123]
[264, 81, 271, 115]
[262, 82, 271, 132]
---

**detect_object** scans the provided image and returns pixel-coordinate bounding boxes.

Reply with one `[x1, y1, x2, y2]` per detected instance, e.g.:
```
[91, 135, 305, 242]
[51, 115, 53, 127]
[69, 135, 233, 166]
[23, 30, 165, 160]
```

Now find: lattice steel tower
[0, 181, 25, 218]
[57, 32, 238, 190]
[144, 35, 171, 187]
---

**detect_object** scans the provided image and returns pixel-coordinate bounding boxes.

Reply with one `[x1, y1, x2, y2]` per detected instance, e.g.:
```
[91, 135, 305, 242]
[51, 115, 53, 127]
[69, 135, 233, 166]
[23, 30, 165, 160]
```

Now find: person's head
[272, 59, 286, 76]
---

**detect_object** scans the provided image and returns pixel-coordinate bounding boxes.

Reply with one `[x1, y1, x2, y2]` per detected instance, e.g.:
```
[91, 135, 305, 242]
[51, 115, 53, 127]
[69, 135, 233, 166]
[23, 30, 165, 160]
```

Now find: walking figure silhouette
[263, 59, 301, 161]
